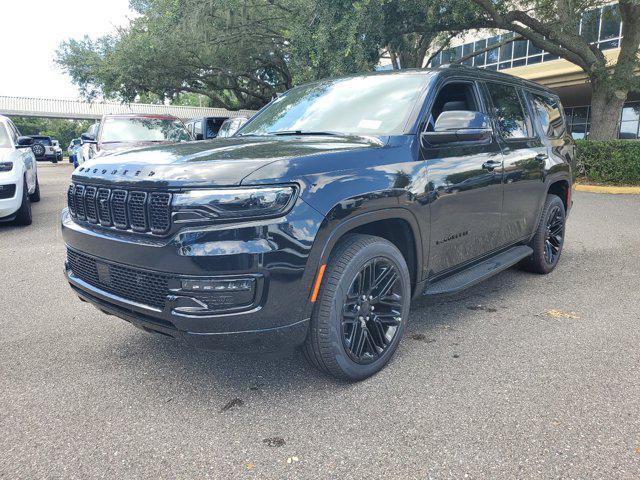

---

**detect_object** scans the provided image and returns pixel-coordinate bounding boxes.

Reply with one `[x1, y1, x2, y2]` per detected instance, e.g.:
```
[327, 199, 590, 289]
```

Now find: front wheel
[14, 180, 32, 226]
[520, 194, 566, 274]
[303, 234, 411, 381]
[29, 176, 40, 202]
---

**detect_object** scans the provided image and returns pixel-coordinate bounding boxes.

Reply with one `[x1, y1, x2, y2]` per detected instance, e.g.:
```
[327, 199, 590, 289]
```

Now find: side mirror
[16, 136, 34, 148]
[422, 111, 493, 146]
[195, 133, 204, 140]
[81, 133, 97, 144]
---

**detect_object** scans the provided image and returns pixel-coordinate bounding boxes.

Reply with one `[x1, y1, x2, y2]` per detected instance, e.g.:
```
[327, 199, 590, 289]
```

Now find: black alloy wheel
[544, 204, 564, 265]
[303, 234, 411, 381]
[342, 258, 403, 364]
[520, 194, 566, 274]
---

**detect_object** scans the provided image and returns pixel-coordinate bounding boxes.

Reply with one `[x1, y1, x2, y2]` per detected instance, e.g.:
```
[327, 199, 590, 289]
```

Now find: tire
[51, 157, 58, 164]
[31, 144, 45, 158]
[303, 234, 411, 381]
[14, 179, 33, 226]
[29, 176, 40, 203]
[520, 194, 565, 274]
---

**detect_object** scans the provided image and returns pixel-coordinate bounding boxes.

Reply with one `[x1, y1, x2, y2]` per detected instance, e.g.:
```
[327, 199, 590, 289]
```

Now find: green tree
[57, 0, 302, 110]
[463, 0, 640, 140]
[56, 0, 473, 107]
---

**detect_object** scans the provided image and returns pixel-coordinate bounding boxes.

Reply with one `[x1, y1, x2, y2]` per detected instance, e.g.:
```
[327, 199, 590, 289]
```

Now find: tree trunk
[588, 79, 626, 141]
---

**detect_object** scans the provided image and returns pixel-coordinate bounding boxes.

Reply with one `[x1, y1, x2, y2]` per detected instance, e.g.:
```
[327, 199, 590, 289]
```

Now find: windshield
[101, 117, 191, 143]
[33, 137, 52, 146]
[0, 126, 11, 148]
[238, 73, 432, 137]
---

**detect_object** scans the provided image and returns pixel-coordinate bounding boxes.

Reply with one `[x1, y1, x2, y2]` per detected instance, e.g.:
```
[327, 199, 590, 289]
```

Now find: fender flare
[300, 206, 425, 321]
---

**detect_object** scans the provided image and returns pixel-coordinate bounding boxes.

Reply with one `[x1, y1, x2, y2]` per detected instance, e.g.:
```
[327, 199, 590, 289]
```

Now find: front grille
[67, 249, 169, 309]
[68, 183, 172, 235]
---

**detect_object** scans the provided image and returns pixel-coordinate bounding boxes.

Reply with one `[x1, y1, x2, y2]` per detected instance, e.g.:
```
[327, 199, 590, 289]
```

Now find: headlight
[0, 162, 13, 172]
[173, 185, 297, 222]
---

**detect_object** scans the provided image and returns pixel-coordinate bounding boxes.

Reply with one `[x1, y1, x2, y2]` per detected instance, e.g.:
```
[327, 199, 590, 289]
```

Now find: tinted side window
[485, 82, 531, 139]
[530, 93, 565, 138]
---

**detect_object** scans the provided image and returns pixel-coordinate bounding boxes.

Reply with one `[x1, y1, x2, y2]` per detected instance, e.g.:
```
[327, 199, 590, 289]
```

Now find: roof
[102, 113, 180, 120]
[434, 64, 554, 94]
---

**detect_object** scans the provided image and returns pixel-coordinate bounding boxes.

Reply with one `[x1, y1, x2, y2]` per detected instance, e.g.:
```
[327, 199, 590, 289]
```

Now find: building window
[564, 106, 590, 139]
[619, 102, 640, 139]
[428, 3, 623, 68]
[563, 101, 640, 140]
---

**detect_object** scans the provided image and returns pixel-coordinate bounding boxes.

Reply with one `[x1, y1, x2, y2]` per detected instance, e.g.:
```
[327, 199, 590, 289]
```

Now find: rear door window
[529, 93, 566, 138]
[485, 82, 532, 139]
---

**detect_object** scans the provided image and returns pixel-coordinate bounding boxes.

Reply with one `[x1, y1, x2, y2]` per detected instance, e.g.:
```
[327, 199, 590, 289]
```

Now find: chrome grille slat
[67, 183, 173, 235]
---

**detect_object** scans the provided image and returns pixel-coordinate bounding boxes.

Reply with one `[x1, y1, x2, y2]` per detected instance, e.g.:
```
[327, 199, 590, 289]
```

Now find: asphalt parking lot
[1, 162, 639, 479]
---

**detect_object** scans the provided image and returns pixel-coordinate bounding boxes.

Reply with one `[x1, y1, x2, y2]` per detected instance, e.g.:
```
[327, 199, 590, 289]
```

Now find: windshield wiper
[266, 130, 340, 136]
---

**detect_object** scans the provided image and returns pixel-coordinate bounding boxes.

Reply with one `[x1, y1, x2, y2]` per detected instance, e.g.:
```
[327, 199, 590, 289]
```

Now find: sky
[0, 0, 134, 100]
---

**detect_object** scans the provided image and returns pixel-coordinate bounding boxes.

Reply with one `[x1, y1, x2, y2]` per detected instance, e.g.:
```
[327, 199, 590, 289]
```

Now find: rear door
[483, 81, 547, 245]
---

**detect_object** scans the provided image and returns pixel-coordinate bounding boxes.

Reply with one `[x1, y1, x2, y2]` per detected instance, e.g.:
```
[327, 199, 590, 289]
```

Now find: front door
[422, 80, 504, 276]
[483, 82, 547, 244]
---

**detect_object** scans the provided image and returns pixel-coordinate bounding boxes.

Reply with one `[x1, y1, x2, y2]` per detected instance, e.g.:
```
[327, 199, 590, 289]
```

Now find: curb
[575, 184, 640, 195]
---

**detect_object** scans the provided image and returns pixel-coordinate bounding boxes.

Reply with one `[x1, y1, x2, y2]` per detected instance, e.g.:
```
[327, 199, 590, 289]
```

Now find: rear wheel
[303, 234, 411, 381]
[520, 194, 565, 274]
[14, 179, 32, 226]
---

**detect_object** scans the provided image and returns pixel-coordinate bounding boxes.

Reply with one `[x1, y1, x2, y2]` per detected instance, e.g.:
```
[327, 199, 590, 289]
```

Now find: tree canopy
[56, 0, 640, 139]
[57, 0, 472, 108]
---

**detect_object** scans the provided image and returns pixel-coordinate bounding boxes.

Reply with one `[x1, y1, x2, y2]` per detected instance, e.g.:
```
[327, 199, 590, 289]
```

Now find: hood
[72, 135, 384, 188]
[96, 140, 175, 157]
[0, 147, 13, 162]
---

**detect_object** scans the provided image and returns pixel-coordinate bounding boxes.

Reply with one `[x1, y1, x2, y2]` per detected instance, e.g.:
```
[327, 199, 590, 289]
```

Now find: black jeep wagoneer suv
[62, 66, 575, 380]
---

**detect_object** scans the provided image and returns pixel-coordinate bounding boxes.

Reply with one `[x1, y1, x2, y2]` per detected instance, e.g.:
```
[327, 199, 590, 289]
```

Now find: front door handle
[482, 159, 502, 171]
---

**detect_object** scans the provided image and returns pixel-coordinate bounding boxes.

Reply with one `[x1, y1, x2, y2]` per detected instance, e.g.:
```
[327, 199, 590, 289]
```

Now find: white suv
[0, 115, 40, 225]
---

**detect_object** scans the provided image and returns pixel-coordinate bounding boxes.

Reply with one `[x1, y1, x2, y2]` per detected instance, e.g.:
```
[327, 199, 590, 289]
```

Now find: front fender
[298, 206, 425, 322]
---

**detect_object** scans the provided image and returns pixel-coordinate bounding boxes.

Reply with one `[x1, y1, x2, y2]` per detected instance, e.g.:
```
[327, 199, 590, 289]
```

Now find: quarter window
[485, 83, 531, 139]
[530, 93, 566, 138]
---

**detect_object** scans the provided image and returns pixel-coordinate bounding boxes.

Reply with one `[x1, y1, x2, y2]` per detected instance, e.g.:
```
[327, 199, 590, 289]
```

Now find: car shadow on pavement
[98, 265, 534, 398]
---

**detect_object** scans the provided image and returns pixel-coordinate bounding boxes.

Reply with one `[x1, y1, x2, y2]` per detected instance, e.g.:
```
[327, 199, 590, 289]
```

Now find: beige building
[394, 3, 640, 139]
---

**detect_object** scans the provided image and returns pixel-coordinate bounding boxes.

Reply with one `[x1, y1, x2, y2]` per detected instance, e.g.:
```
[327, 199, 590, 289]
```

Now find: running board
[423, 245, 533, 296]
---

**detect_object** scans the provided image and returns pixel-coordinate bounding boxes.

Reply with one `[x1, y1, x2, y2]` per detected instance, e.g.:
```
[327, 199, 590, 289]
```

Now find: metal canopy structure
[0, 95, 256, 121]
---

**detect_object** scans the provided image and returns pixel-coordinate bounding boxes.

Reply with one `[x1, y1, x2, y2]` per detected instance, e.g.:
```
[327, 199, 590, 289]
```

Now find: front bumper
[0, 170, 23, 220]
[61, 200, 324, 351]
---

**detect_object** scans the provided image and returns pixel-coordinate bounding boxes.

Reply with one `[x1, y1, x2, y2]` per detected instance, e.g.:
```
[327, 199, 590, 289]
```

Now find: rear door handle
[535, 153, 549, 163]
[482, 160, 502, 171]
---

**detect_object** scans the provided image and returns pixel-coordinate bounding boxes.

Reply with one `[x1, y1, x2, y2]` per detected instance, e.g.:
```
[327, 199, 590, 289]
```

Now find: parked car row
[29, 135, 62, 163]
[0, 115, 40, 226]
[1, 110, 251, 229]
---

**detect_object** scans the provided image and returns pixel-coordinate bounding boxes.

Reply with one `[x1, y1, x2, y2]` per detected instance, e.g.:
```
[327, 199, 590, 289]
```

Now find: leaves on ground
[540, 309, 581, 319]
[263, 437, 286, 447]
